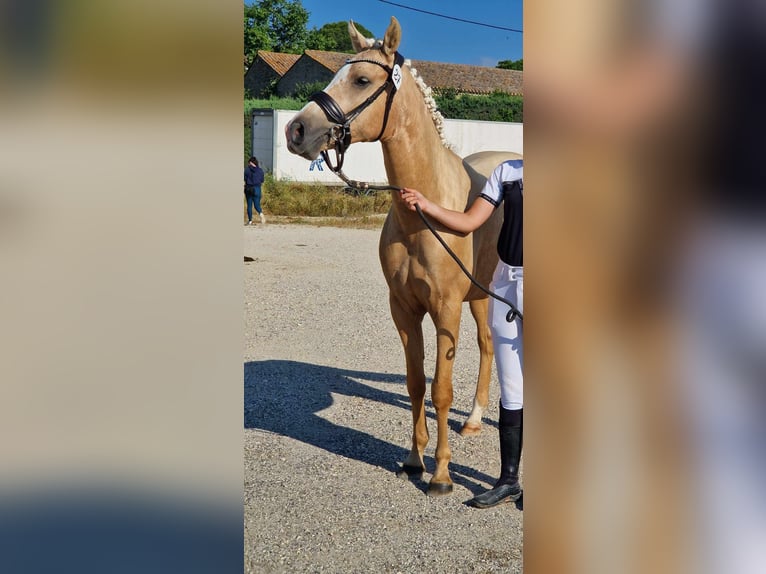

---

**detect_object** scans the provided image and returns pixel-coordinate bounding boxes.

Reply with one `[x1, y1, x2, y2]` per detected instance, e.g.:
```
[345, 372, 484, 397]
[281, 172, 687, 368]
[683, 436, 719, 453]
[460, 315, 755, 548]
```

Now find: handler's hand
[399, 188, 431, 213]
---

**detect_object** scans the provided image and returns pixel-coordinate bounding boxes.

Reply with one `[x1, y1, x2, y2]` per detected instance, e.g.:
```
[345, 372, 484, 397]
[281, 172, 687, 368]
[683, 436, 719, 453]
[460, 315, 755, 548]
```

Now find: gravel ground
[244, 222, 523, 574]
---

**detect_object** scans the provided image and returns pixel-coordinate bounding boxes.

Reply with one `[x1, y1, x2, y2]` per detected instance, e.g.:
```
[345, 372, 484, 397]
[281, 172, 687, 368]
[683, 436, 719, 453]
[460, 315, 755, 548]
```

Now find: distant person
[244, 156, 265, 225]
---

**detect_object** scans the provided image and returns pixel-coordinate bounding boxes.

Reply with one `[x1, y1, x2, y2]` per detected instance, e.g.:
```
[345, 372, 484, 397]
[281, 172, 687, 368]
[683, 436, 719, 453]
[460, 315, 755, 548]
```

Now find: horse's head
[285, 17, 405, 165]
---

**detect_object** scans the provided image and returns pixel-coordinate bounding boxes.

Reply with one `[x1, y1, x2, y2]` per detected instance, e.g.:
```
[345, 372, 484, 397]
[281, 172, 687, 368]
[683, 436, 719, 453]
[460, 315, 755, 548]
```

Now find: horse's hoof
[396, 464, 424, 480]
[459, 422, 482, 437]
[427, 482, 454, 496]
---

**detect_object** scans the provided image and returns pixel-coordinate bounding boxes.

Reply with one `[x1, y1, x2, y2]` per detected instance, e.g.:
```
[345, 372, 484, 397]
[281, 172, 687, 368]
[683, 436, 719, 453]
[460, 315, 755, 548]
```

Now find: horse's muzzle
[286, 119, 305, 150]
[285, 116, 330, 161]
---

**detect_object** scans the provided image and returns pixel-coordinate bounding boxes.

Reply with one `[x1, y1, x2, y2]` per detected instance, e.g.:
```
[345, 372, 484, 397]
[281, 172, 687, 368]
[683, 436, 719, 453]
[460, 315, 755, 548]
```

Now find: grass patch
[263, 175, 392, 217]
[245, 174, 392, 228]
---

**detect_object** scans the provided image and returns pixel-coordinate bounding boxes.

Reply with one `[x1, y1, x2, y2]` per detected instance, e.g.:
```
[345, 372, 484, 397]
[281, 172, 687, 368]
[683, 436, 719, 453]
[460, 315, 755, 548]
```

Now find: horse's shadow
[244, 360, 498, 496]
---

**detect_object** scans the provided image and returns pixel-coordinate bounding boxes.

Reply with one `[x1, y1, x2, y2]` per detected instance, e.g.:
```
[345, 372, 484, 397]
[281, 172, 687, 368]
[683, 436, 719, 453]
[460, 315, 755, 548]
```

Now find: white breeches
[488, 262, 524, 410]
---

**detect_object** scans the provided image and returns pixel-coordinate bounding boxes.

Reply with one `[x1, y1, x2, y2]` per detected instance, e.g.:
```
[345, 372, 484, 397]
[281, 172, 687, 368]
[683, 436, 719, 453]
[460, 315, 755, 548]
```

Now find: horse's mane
[405, 60, 455, 151]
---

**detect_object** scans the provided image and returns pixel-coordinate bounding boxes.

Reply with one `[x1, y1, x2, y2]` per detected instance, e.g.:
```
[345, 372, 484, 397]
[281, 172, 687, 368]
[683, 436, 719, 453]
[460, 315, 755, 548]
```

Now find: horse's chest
[380, 241, 454, 301]
[391, 258, 431, 287]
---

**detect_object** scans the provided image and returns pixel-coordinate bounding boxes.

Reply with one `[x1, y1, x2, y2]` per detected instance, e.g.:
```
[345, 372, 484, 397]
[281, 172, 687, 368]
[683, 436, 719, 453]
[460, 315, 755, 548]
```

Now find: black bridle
[309, 51, 405, 173]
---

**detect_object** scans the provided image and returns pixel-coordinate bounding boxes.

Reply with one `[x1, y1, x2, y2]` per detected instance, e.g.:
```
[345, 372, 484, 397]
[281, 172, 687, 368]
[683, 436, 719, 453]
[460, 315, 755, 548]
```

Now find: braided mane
[405, 60, 455, 151]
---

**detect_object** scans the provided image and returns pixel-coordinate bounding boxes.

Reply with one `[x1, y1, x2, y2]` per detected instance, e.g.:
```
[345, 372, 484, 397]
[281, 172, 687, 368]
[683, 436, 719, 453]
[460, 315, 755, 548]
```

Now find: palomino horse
[286, 16, 521, 494]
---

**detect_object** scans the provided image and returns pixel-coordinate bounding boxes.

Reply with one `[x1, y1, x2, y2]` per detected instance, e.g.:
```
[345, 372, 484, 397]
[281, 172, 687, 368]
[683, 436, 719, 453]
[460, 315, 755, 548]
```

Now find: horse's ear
[381, 17, 401, 57]
[348, 20, 370, 53]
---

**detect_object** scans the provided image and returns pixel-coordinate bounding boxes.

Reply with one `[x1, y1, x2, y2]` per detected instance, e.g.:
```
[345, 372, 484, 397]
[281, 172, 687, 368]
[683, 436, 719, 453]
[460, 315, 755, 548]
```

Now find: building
[245, 49, 523, 98]
[244, 51, 301, 98]
[276, 50, 350, 97]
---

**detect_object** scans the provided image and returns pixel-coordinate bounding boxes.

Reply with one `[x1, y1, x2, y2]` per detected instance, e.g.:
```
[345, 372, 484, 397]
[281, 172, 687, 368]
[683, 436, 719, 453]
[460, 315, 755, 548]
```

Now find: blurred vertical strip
[0, 1, 244, 572]
[526, 0, 765, 573]
[0, 0, 53, 85]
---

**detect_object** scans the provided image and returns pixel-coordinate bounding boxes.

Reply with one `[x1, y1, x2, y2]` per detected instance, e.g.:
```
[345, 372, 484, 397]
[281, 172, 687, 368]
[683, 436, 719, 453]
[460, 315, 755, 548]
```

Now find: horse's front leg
[390, 296, 428, 479]
[460, 298, 494, 436]
[428, 301, 463, 495]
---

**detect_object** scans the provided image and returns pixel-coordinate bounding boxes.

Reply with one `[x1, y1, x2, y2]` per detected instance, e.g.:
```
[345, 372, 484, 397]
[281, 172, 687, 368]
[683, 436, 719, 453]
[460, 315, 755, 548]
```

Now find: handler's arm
[399, 188, 495, 234]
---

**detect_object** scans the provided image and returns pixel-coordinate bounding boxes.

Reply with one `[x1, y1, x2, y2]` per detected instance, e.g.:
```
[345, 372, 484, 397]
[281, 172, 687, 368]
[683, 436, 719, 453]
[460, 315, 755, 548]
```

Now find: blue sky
[299, 0, 523, 67]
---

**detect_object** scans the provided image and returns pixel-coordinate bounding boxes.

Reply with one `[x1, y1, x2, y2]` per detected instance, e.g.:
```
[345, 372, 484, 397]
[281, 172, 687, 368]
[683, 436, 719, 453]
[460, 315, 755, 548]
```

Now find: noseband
[309, 51, 405, 172]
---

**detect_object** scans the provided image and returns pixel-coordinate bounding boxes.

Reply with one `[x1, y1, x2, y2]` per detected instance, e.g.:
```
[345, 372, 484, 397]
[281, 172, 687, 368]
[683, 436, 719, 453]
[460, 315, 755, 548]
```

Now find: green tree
[306, 21, 375, 53]
[244, 0, 309, 67]
[497, 59, 523, 71]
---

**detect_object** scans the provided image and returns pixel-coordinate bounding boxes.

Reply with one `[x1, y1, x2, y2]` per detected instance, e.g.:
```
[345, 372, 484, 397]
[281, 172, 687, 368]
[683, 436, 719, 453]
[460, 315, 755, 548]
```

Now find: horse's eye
[355, 77, 370, 87]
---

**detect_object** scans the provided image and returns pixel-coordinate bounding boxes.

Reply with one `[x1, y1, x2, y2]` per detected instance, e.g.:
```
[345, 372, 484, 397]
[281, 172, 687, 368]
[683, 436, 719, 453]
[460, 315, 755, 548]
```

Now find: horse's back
[463, 150, 523, 191]
[461, 150, 523, 300]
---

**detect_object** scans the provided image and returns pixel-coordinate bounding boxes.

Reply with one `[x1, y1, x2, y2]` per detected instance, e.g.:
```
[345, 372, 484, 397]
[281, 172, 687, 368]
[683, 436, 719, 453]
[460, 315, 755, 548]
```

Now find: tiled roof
[256, 51, 301, 76]
[409, 60, 523, 96]
[304, 50, 354, 72]
[301, 50, 522, 96]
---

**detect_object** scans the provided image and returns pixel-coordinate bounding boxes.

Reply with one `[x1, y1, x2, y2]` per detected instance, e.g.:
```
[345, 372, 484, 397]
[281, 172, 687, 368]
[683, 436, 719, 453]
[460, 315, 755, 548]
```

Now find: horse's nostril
[290, 120, 305, 146]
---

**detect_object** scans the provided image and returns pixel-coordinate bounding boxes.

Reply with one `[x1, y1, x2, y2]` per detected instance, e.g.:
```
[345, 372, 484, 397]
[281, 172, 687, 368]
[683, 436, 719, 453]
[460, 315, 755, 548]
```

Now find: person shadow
[244, 359, 509, 500]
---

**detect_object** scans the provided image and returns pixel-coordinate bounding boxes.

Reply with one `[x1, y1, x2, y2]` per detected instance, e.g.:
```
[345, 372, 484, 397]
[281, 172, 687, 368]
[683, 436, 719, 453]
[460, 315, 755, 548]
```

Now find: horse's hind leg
[461, 298, 493, 436]
[390, 297, 429, 479]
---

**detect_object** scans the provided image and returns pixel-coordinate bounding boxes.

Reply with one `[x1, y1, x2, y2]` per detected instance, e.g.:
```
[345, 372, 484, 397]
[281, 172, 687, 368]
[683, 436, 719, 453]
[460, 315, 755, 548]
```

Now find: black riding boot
[468, 405, 522, 508]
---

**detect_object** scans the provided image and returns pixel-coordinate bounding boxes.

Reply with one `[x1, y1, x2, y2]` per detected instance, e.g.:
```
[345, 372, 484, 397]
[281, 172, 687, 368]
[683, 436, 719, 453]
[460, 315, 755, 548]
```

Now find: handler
[398, 158, 524, 508]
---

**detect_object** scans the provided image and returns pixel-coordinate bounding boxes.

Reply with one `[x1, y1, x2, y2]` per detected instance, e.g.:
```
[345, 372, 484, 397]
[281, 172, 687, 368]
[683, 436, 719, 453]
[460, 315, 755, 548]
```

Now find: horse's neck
[380, 89, 467, 212]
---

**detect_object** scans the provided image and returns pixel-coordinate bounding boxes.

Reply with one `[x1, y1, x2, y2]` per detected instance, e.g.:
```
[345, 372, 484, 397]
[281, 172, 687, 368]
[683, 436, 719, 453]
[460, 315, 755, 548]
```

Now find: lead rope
[332, 171, 522, 323]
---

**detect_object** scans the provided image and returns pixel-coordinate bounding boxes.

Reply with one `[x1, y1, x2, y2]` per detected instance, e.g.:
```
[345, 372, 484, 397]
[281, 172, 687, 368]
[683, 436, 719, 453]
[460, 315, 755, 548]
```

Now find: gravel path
[244, 223, 523, 574]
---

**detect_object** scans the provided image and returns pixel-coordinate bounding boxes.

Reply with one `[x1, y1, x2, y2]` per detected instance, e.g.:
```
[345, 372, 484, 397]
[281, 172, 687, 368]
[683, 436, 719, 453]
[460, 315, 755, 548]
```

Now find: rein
[330, 171, 523, 324]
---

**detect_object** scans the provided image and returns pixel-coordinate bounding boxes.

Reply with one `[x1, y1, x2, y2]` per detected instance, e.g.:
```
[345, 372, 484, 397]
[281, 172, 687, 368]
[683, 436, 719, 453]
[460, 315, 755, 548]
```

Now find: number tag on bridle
[391, 63, 403, 91]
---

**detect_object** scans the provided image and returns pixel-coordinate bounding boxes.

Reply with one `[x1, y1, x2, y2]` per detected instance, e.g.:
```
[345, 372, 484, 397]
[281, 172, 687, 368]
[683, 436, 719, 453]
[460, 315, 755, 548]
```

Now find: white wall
[442, 118, 524, 159]
[267, 109, 523, 185]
